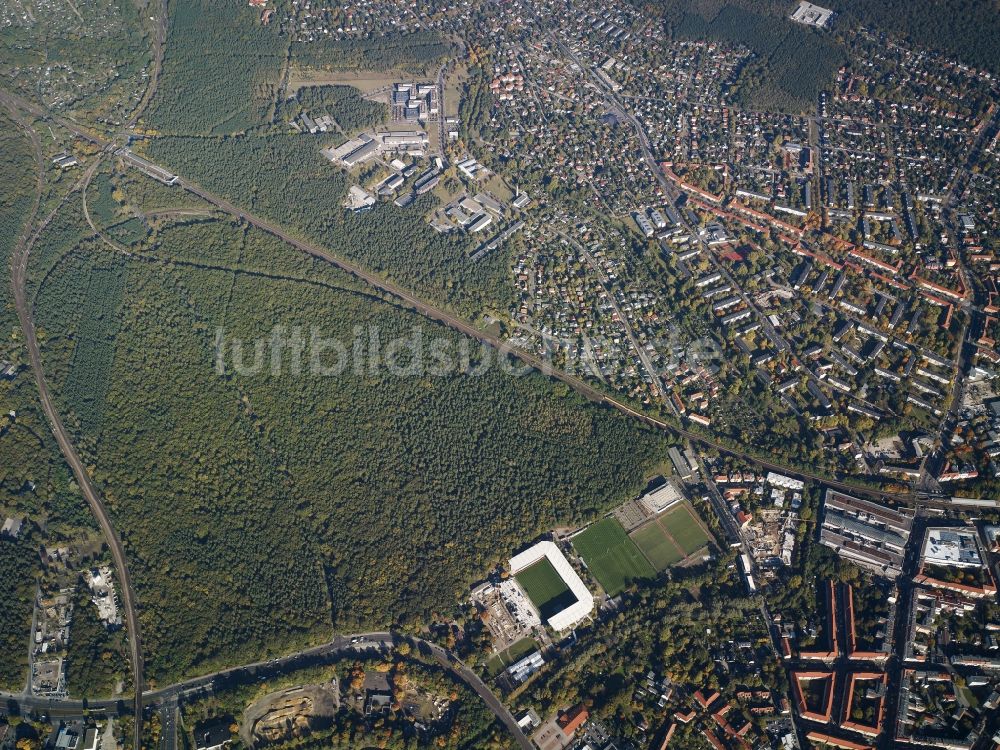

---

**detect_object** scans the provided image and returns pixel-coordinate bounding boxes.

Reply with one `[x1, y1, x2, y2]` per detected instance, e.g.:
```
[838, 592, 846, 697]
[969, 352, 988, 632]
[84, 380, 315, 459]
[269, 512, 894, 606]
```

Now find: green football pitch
[661, 504, 711, 554]
[516, 558, 576, 619]
[572, 518, 655, 596]
[630, 521, 685, 571]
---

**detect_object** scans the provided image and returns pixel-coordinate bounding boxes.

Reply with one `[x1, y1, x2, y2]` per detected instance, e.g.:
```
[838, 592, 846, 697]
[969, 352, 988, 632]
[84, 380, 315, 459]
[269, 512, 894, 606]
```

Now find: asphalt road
[2, 633, 532, 750]
[0, 16, 979, 750]
[149, 160, 921, 506]
[0, 79, 969, 750]
[141, 633, 531, 749]
[158, 696, 177, 750]
[423, 642, 533, 750]
[2, 0, 167, 733]
[0, 87, 932, 513]
[1, 95, 146, 750]
[558, 230, 665, 401]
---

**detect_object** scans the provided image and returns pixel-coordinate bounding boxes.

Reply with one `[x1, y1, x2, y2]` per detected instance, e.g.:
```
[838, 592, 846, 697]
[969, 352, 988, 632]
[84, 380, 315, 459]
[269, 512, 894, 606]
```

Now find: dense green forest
[31, 216, 668, 682]
[289, 32, 453, 72]
[281, 86, 389, 134]
[147, 0, 286, 134]
[61, 257, 127, 436]
[672, 5, 845, 111]
[145, 134, 512, 318]
[148, 5, 448, 136]
[834, 0, 1000, 74]
[65, 580, 129, 697]
[657, 0, 1000, 112]
[0, 113, 99, 687]
[0, 527, 38, 690]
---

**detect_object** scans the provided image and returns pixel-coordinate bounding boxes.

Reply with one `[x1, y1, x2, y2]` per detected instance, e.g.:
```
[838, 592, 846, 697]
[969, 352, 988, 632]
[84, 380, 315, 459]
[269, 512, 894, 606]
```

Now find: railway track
[0, 85, 924, 509]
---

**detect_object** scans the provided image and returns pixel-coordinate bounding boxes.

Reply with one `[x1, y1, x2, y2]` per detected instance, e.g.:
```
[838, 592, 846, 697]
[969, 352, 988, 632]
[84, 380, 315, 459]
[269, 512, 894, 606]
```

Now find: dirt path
[127, 0, 167, 128]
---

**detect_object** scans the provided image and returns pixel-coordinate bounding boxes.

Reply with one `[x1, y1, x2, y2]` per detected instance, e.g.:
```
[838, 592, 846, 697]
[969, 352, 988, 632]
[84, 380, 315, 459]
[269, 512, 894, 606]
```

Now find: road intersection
[0, 632, 532, 750]
[0, 61, 966, 750]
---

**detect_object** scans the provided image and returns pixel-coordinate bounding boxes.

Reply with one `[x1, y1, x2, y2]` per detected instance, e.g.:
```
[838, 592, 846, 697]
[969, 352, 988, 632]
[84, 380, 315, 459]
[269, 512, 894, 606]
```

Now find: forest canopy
[657, 0, 1000, 111]
[31, 217, 669, 683]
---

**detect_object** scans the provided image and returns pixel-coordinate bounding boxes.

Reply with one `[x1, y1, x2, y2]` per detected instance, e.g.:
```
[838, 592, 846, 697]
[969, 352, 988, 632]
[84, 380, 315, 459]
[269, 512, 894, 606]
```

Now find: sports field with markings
[515, 558, 577, 619]
[572, 518, 655, 596]
[630, 521, 685, 570]
[629, 501, 713, 572]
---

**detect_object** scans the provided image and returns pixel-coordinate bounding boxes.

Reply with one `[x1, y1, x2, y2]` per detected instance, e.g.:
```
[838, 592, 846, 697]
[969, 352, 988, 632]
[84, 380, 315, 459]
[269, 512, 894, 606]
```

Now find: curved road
[1, 633, 533, 750]
[3, 82, 950, 750]
[3, 83, 918, 505]
[4, 1, 169, 740]
[1, 97, 146, 750]
[3, 91, 529, 750]
[166, 169, 916, 504]
[0, 87, 916, 504]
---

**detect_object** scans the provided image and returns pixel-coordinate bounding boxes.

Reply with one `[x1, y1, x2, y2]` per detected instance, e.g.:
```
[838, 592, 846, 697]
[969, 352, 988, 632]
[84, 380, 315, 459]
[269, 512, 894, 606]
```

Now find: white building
[509, 541, 594, 632]
[766, 471, 805, 491]
[922, 528, 983, 568]
[1, 516, 23, 538]
[507, 650, 545, 683]
[640, 483, 682, 514]
[790, 1, 834, 28]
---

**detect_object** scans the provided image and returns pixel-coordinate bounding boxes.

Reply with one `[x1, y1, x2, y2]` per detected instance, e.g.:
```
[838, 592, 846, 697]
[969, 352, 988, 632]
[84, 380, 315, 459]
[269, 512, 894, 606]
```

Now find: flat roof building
[1, 517, 23, 538]
[790, 1, 833, 28]
[668, 446, 696, 482]
[641, 483, 683, 514]
[820, 491, 915, 579]
[342, 140, 378, 167]
[474, 192, 503, 215]
[766, 472, 804, 491]
[507, 650, 544, 683]
[468, 213, 493, 233]
[194, 720, 232, 750]
[922, 528, 983, 568]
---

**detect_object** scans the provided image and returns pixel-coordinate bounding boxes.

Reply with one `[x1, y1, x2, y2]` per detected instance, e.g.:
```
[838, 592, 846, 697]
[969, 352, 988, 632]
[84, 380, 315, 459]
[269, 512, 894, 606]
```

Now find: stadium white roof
[509, 541, 594, 632]
[641, 483, 682, 514]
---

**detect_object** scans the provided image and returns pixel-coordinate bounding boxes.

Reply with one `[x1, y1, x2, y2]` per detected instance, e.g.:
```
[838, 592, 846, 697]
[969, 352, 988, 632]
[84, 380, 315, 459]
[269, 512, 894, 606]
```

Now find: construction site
[242, 682, 341, 747]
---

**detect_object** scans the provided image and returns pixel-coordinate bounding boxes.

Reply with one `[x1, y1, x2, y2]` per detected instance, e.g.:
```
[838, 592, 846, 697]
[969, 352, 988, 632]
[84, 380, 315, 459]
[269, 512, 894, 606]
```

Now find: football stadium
[510, 541, 594, 631]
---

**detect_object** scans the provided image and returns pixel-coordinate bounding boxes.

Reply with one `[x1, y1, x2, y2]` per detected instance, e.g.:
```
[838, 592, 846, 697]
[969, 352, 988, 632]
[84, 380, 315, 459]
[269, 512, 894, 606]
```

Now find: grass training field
[661, 504, 712, 555]
[630, 521, 685, 571]
[484, 637, 538, 677]
[516, 559, 576, 620]
[628, 501, 712, 571]
[572, 518, 655, 596]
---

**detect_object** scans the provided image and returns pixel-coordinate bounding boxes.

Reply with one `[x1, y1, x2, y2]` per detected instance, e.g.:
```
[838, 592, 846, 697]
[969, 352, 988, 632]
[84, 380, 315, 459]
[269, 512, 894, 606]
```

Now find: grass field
[572, 518, 655, 596]
[516, 558, 576, 620]
[485, 637, 538, 677]
[443, 61, 468, 119]
[630, 521, 684, 571]
[661, 505, 711, 555]
[288, 68, 434, 96]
